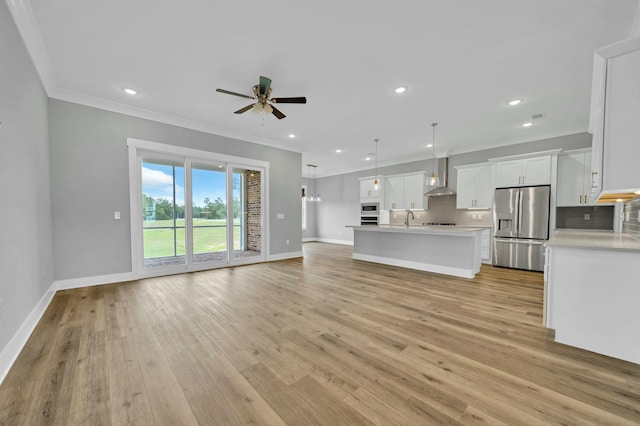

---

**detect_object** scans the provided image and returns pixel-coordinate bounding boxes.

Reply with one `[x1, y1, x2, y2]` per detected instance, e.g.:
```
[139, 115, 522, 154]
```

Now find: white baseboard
[0, 283, 56, 385]
[268, 251, 303, 261]
[54, 271, 136, 291]
[305, 238, 353, 246]
[352, 253, 475, 279]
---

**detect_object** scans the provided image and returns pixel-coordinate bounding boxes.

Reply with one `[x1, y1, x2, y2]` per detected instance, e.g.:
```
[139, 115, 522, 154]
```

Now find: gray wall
[310, 132, 592, 243]
[0, 2, 54, 354]
[49, 100, 302, 280]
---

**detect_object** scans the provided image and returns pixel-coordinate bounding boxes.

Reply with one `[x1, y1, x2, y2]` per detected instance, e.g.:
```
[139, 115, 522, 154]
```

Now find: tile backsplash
[622, 198, 640, 235]
[388, 195, 492, 227]
[555, 206, 614, 230]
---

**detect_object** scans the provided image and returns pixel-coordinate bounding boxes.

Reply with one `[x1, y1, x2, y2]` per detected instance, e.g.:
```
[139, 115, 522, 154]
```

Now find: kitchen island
[352, 225, 484, 278]
[545, 230, 640, 364]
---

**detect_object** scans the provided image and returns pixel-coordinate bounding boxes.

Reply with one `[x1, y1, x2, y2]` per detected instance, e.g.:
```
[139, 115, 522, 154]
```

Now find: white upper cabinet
[494, 155, 552, 187]
[360, 177, 383, 200]
[589, 36, 640, 202]
[384, 176, 405, 209]
[404, 173, 425, 209]
[455, 163, 492, 209]
[384, 172, 426, 210]
[557, 150, 592, 206]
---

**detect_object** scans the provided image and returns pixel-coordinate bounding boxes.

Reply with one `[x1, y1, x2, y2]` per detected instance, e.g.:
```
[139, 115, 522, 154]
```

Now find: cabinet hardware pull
[579, 195, 583, 204]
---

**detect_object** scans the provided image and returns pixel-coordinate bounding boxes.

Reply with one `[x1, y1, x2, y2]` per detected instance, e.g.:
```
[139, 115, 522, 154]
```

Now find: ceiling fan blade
[271, 105, 286, 120]
[259, 76, 271, 97]
[271, 97, 307, 104]
[216, 88, 255, 100]
[234, 104, 255, 114]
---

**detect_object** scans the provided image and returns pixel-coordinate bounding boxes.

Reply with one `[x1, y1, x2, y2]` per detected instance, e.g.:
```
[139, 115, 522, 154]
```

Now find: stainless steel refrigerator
[492, 185, 550, 272]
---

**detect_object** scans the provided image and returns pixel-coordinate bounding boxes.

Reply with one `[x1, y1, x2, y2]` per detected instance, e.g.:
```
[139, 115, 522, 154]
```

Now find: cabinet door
[456, 167, 477, 208]
[360, 178, 381, 199]
[522, 156, 551, 185]
[557, 153, 587, 206]
[581, 152, 592, 198]
[403, 174, 425, 209]
[603, 47, 640, 191]
[495, 160, 522, 187]
[475, 165, 493, 208]
[384, 176, 404, 209]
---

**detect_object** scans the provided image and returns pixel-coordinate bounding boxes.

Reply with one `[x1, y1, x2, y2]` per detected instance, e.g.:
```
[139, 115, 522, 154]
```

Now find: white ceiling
[8, 0, 640, 177]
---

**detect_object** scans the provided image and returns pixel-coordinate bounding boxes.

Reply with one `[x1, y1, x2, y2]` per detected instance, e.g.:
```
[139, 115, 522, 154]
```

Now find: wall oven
[360, 202, 379, 225]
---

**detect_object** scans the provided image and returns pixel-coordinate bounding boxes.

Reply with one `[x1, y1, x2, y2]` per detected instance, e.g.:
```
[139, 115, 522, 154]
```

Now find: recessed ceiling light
[288, 133, 296, 139]
[393, 86, 408, 94]
[365, 157, 371, 161]
[522, 121, 533, 127]
[335, 149, 342, 153]
[426, 144, 433, 148]
[123, 88, 137, 95]
[508, 99, 522, 106]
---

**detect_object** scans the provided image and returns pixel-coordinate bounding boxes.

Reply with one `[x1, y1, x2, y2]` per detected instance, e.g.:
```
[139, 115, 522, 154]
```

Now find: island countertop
[353, 225, 485, 237]
[545, 229, 640, 253]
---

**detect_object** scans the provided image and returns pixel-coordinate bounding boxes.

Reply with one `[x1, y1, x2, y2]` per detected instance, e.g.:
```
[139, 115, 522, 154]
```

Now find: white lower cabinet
[481, 228, 491, 264]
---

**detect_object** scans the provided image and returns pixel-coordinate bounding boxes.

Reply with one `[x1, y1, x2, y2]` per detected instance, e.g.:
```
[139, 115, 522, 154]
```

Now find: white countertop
[353, 225, 485, 236]
[546, 230, 640, 253]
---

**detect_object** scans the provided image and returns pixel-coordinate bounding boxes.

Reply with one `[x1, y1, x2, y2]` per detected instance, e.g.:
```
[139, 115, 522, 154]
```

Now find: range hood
[425, 157, 456, 197]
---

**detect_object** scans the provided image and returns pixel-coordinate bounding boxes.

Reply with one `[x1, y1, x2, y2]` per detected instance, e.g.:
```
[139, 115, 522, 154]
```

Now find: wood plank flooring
[1, 242, 639, 425]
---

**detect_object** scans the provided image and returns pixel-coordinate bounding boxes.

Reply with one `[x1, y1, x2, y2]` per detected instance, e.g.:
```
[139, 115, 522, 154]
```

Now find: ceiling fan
[216, 76, 306, 120]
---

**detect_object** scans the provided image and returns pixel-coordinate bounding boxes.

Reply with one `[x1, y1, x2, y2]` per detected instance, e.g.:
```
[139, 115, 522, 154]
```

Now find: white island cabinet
[545, 230, 640, 364]
[352, 225, 483, 278]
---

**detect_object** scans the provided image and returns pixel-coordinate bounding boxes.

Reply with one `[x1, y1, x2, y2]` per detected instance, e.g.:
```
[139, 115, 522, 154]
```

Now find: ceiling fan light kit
[217, 76, 306, 120]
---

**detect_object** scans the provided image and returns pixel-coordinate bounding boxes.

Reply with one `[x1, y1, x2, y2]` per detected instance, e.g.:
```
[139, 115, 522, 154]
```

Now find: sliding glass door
[191, 164, 228, 264]
[131, 142, 267, 274]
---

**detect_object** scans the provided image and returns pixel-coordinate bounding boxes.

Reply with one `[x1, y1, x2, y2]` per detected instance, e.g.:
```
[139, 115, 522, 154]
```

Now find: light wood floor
[1, 242, 639, 425]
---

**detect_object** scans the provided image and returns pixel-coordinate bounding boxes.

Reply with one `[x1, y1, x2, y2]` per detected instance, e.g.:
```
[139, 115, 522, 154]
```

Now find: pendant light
[313, 164, 321, 202]
[306, 164, 321, 202]
[373, 138, 380, 190]
[427, 123, 440, 187]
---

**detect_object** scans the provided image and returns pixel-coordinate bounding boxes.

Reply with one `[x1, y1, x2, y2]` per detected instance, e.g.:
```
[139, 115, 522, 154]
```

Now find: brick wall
[246, 170, 262, 252]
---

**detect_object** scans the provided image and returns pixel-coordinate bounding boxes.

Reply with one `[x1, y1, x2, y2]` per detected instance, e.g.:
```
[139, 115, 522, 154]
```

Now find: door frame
[127, 138, 269, 278]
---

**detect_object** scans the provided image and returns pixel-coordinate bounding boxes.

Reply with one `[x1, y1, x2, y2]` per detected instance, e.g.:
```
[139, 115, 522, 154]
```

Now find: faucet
[405, 210, 415, 227]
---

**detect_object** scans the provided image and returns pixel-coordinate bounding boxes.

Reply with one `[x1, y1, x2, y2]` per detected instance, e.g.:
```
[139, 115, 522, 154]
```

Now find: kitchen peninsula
[352, 225, 484, 278]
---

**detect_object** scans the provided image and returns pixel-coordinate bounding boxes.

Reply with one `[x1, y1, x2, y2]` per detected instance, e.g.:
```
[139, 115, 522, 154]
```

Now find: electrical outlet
[286, 240, 290, 245]
[584, 213, 591, 221]
[477, 213, 482, 220]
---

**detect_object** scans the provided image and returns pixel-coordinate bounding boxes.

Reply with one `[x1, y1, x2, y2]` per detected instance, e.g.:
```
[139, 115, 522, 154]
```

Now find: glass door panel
[191, 165, 228, 263]
[232, 167, 262, 261]
[141, 161, 186, 269]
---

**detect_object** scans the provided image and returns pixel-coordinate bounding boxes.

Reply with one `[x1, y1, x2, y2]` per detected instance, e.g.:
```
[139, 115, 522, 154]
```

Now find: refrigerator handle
[517, 189, 523, 236]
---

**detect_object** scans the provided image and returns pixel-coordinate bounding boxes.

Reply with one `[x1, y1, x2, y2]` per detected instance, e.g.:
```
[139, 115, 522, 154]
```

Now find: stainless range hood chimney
[425, 157, 456, 197]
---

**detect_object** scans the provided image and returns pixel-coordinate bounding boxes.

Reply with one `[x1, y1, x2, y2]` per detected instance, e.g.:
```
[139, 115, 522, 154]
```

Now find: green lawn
[143, 218, 241, 258]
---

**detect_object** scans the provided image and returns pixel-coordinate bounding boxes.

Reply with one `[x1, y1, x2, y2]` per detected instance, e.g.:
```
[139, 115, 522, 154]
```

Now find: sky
[142, 162, 228, 207]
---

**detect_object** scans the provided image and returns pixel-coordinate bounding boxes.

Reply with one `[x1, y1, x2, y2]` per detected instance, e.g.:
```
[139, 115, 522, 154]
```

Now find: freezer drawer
[492, 238, 545, 272]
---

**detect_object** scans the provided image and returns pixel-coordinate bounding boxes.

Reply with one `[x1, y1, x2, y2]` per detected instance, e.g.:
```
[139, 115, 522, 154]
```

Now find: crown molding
[5, 0, 302, 154]
[5, 0, 57, 92]
[49, 88, 302, 153]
